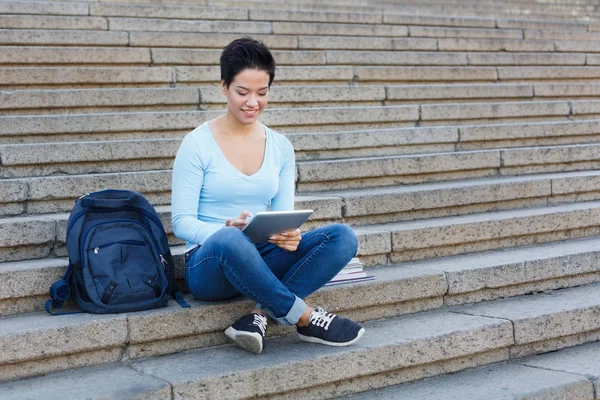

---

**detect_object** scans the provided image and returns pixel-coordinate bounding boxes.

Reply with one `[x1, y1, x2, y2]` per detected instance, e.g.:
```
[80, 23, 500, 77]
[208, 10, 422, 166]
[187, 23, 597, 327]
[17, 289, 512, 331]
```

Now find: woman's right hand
[225, 210, 253, 230]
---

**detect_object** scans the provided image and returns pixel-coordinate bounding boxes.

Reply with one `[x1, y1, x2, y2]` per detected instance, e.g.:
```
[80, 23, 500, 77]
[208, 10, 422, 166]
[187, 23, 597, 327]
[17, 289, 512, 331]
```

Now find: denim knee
[329, 223, 359, 258]
[203, 226, 253, 253]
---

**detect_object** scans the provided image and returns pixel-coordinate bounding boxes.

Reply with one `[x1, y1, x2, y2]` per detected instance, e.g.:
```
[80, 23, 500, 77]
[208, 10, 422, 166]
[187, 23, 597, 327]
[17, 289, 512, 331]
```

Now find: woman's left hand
[269, 228, 302, 251]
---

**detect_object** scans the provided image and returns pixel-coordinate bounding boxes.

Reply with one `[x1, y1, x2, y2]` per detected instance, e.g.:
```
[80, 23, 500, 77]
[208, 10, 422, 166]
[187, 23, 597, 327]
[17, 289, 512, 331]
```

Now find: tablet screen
[242, 210, 313, 243]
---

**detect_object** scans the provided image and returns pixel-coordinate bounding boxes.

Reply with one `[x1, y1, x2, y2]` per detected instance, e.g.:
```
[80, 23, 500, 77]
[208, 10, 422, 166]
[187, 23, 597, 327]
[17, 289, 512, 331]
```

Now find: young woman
[171, 37, 364, 354]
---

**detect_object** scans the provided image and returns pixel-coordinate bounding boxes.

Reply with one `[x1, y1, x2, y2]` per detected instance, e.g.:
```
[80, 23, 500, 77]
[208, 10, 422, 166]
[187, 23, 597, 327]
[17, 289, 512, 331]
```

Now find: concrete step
[8, 28, 600, 57]
[296, 142, 600, 191]
[4, 82, 600, 116]
[3, 45, 596, 67]
[6, 65, 600, 90]
[3, 282, 600, 396]
[4, 137, 600, 212]
[1, 1, 593, 35]
[0, 106, 426, 142]
[0, 66, 355, 89]
[3, 99, 590, 143]
[4, 225, 600, 317]
[5, 179, 600, 264]
[4, 82, 596, 115]
[344, 349, 599, 399]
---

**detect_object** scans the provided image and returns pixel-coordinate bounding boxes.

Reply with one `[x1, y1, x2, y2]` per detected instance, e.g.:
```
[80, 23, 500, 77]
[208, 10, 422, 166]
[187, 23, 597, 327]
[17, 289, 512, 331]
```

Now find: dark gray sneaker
[224, 313, 268, 354]
[297, 307, 365, 346]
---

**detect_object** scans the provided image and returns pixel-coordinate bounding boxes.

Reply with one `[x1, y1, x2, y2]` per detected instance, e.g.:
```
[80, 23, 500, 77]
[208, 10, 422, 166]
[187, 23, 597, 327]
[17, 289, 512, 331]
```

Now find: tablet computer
[242, 209, 313, 244]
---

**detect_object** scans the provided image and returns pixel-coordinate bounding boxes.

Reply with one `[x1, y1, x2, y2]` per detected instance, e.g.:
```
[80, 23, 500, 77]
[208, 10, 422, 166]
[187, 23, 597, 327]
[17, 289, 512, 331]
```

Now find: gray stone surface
[551, 170, 600, 195]
[0, 180, 27, 203]
[175, 65, 354, 83]
[272, 21, 408, 36]
[0, 312, 127, 364]
[525, 29, 600, 41]
[502, 143, 600, 167]
[109, 17, 270, 33]
[391, 38, 439, 51]
[438, 38, 554, 52]
[344, 363, 592, 400]
[297, 150, 500, 182]
[262, 105, 418, 127]
[287, 126, 457, 151]
[0, 258, 66, 300]
[468, 52, 586, 65]
[298, 35, 394, 50]
[200, 85, 386, 105]
[0, 1, 89, 16]
[130, 310, 512, 399]
[0, 30, 128, 46]
[0, 364, 171, 400]
[130, 31, 297, 49]
[0, 111, 210, 136]
[410, 26, 522, 39]
[535, 83, 600, 97]
[126, 265, 447, 346]
[153, 48, 326, 65]
[459, 119, 600, 142]
[390, 200, 600, 252]
[0, 216, 54, 248]
[327, 51, 467, 65]
[339, 175, 550, 216]
[353, 226, 392, 255]
[0, 348, 123, 383]
[517, 341, 600, 395]
[0, 47, 150, 65]
[453, 282, 600, 345]
[572, 100, 600, 115]
[421, 100, 569, 121]
[0, 15, 107, 30]
[498, 19, 587, 30]
[26, 170, 171, 201]
[555, 40, 600, 52]
[355, 66, 497, 81]
[498, 66, 600, 80]
[383, 13, 495, 28]
[0, 88, 198, 111]
[417, 236, 600, 295]
[387, 83, 533, 101]
[0, 66, 173, 86]
[91, 3, 248, 19]
[250, 8, 382, 23]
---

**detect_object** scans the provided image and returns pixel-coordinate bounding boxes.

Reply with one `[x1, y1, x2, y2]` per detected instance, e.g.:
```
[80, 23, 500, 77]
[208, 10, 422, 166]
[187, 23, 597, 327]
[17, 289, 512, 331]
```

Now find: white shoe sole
[297, 327, 365, 347]
[224, 326, 264, 354]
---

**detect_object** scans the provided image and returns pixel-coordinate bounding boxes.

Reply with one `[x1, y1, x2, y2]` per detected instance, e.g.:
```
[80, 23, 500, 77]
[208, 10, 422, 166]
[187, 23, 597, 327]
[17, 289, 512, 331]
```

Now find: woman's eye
[258, 92, 267, 96]
[237, 92, 248, 96]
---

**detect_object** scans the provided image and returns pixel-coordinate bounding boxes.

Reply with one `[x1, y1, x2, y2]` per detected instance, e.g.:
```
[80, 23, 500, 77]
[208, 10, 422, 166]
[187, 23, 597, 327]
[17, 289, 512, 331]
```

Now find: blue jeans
[184, 223, 358, 325]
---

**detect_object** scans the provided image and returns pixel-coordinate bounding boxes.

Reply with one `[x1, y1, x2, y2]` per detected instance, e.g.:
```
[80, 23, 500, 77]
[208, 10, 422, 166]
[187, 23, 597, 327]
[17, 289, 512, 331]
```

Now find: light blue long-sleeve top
[171, 121, 296, 251]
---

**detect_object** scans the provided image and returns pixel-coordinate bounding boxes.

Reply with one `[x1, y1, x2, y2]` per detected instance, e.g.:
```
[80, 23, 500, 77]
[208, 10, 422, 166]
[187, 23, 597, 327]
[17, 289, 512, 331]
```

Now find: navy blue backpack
[46, 189, 189, 314]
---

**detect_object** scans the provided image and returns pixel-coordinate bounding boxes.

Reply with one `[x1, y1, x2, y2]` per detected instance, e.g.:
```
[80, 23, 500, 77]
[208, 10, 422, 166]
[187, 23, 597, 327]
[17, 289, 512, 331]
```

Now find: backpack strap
[45, 264, 83, 315]
[161, 253, 190, 308]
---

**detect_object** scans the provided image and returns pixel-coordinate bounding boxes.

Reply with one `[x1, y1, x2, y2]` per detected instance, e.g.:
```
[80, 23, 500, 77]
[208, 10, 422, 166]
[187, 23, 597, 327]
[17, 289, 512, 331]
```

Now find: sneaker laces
[309, 307, 336, 331]
[253, 314, 267, 335]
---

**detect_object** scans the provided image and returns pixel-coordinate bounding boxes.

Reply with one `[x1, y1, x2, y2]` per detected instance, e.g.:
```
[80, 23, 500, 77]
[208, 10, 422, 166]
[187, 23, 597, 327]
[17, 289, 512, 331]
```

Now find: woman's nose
[246, 95, 258, 107]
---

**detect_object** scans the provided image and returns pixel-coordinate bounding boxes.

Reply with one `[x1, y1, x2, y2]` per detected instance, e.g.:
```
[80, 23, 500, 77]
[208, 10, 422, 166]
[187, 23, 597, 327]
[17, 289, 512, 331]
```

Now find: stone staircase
[3, 0, 600, 398]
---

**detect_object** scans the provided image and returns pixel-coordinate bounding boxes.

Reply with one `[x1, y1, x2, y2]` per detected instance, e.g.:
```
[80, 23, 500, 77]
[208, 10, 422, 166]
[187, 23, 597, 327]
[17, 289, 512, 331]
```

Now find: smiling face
[222, 68, 271, 126]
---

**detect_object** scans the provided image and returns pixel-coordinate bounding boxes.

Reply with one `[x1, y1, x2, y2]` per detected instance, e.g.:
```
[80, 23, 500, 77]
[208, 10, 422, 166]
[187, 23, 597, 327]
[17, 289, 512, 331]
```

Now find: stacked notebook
[326, 257, 375, 286]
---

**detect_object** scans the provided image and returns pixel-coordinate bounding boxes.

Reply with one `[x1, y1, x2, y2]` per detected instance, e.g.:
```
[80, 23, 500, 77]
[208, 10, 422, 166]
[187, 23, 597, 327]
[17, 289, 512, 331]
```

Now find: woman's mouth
[242, 109, 259, 117]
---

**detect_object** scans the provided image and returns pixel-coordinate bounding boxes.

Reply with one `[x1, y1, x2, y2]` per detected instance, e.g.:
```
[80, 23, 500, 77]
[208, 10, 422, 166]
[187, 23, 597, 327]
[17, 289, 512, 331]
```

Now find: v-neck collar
[206, 121, 268, 179]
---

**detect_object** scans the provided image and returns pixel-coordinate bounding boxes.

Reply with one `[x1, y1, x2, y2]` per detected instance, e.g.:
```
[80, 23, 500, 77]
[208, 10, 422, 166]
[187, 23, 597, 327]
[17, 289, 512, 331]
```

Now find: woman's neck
[217, 112, 259, 137]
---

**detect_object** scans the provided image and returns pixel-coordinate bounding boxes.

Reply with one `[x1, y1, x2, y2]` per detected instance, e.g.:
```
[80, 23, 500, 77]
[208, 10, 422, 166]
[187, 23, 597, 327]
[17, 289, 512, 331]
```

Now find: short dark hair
[220, 37, 276, 88]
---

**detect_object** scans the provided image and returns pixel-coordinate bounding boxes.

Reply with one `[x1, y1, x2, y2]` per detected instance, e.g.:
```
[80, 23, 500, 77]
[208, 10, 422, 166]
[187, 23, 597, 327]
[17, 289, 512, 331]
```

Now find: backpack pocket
[82, 220, 168, 307]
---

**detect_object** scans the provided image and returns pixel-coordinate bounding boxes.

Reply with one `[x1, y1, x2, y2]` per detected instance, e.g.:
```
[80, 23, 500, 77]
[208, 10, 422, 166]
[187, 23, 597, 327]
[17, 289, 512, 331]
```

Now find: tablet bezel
[242, 209, 314, 244]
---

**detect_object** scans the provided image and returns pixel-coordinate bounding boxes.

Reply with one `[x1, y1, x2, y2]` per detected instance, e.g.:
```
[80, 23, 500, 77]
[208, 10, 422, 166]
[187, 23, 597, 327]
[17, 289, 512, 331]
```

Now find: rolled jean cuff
[256, 296, 307, 326]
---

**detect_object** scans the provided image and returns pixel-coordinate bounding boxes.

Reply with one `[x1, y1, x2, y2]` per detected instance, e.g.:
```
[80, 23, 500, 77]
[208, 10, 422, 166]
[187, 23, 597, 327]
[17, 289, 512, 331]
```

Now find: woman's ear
[220, 81, 228, 96]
